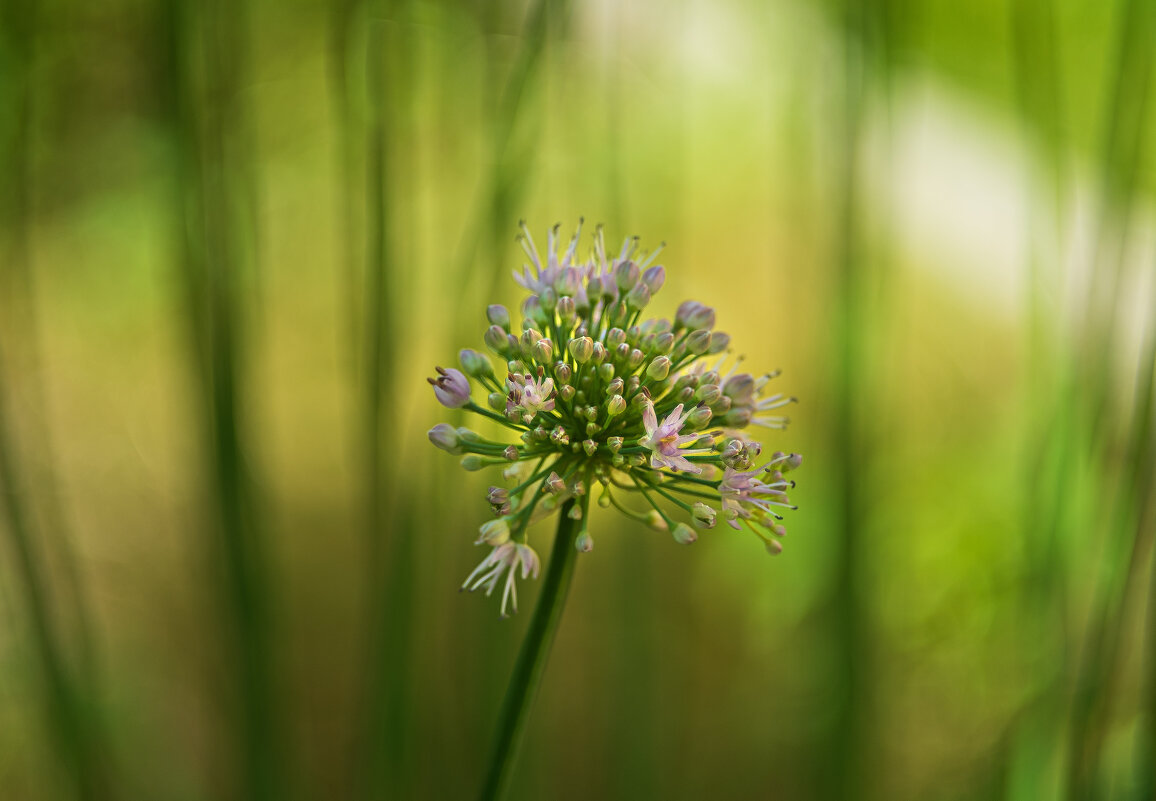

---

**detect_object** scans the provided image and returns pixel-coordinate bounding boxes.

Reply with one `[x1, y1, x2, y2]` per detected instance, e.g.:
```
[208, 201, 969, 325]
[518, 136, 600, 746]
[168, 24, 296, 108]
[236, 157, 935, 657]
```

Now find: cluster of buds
[429, 222, 802, 616]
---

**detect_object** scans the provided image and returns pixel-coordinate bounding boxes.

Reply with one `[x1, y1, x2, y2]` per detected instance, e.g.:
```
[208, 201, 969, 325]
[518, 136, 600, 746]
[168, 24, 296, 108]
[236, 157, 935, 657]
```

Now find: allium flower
[639, 402, 704, 473]
[428, 221, 804, 615]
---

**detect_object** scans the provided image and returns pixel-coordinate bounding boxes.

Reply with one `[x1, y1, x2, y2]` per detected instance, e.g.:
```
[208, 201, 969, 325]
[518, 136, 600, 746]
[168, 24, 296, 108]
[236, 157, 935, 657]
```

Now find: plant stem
[478, 500, 580, 801]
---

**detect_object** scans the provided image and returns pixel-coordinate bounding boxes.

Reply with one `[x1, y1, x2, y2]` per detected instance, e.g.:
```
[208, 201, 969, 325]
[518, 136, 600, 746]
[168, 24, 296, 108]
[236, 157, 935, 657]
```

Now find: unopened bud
[557, 296, 576, 324]
[606, 395, 626, 417]
[646, 510, 668, 532]
[575, 532, 594, 553]
[460, 454, 488, 471]
[642, 265, 666, 293]
[605, 328, 627, 349]
[459, 349, 494, 379]
[487, 304, 511, 330]
[675, 301, 716, 330]
[427, 423, 462, 454]
[615, 260, 639, 291]
[707, 331, 730, 354]
[532, 339, 553, 364]
[646, 356, 672, 381]
[687, 329, 712, 355]
[695, 383, 721, 404]
[484, 325, 508, 355]
[653, 332, 674, 354]
[626, 282, 651, 309]
[672, 523, 697, 545]
[569, 336, 594, 364]
[504, 445, 519, 461]
[686, 405, 713, 429]
[583, 439, 598, 456]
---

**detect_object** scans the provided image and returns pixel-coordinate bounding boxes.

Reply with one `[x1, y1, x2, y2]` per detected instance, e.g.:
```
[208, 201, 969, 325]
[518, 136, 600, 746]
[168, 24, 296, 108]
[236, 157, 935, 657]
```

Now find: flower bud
[724, 407, 753, 427]
[460, 454, 488, 471]
[560, 385, 577, 402]
[476, 519, 511, 545]
[550, 426, 570, 446]
[607, 377, 624, 395]
[675, 301, 716, 330]
[627, 349, 645, 370]
[692, 503, 717, 529]
[484, 325, 508, 355]
[765, 539, 783, 555]
[592, 342, 608, 364]
[459, 349, 494, 379]
[605, 328, 627, 349]
[428, 367, 471, 408]
[672, 523, 698, 545]
[695, 383, 721, 404]
[626, 282, 651, 309]
[538, 286, 558, 311]
[653, 332, 674, 355]
[646, 510, 668, 532]
[582, 439, 598, 456]
[646, 356, 672, 381]
[686, 405, 713, 429]
[521, 294, 548, 326]
[614, 260, 639, 291]
[556, 296, 576, 325]
[532, 338, 554, 364]
[784, 453, 803, 472]
[569, 336, 594, 364]
[607, 436, 624, 453]
[642, 265, 666, 293]
[707, 332, 730, 354]
[504, 445, 519, 461]
[575, 531, 594, 552]
[606, 395, 626, 417]
[427, 423, 462, 454]
[555, 362, 572, 385]
[687, 329, 712, 355]
[598, 363, 615, 382]
[615, 342, 630, 362]
[487, 304, 511, 330]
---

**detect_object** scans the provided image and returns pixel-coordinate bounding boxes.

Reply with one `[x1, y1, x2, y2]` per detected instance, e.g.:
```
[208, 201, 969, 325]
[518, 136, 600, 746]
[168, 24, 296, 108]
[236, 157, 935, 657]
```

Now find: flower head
[428, 221, 803, 614]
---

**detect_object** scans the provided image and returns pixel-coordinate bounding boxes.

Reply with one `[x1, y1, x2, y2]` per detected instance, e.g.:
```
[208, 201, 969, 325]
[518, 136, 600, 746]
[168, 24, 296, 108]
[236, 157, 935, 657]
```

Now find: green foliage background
[0, 0, 1153, 799]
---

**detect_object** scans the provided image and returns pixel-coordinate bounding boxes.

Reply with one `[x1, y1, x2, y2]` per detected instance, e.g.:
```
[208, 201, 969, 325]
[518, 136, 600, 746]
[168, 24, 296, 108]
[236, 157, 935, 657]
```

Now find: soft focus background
[1, 0, 1154, 799]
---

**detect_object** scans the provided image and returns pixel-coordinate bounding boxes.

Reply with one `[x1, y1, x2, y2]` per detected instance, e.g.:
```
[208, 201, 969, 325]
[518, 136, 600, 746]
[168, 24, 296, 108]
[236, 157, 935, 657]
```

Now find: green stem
[478, 500, 580, 801]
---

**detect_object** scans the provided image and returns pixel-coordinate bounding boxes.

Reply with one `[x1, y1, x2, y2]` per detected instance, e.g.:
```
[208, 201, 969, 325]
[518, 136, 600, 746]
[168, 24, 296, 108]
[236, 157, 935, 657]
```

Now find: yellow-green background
[0, 0, 1153, 799]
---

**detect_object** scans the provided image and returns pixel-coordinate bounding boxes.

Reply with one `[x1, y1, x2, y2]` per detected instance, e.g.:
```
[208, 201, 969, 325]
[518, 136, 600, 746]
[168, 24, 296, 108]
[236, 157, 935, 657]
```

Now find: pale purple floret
[639, 401, 704, 474]
[506, 373, 556, 422]
[428, 366, 471, 408]
[461, 542, 542, 617]
[719, 464, 796, 529]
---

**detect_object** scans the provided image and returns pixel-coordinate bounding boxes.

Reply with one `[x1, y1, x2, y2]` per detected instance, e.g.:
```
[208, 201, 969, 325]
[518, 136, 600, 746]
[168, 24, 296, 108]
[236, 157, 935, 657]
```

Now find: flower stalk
[478, 500, 581, 801]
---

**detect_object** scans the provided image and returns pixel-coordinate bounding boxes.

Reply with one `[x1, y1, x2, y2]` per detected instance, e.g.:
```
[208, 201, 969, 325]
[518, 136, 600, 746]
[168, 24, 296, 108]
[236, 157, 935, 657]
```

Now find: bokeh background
[1, 0, 1154, 799]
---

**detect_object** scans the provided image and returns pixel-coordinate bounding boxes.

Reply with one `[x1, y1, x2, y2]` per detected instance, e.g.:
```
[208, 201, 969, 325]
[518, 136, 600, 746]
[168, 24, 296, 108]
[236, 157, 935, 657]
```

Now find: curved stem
[478, 500, 580, 801]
